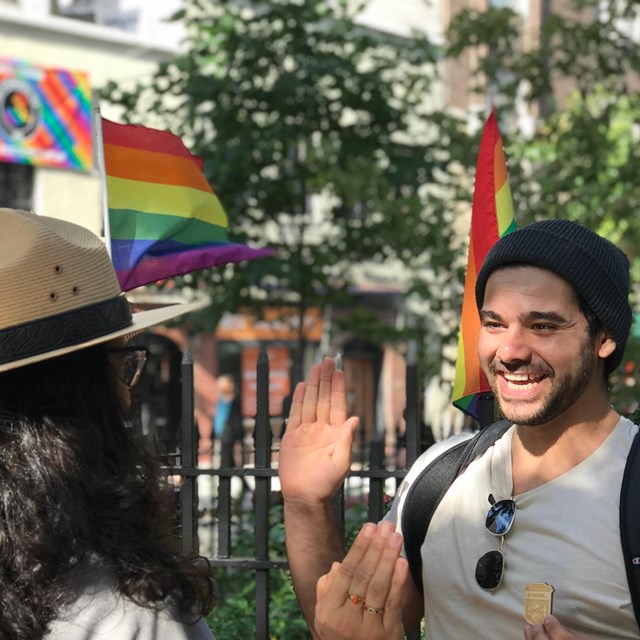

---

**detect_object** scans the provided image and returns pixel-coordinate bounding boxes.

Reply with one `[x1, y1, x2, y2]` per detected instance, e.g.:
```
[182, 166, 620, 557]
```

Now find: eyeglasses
[107, 346, 149, 389]
[475, 493, 517, 592]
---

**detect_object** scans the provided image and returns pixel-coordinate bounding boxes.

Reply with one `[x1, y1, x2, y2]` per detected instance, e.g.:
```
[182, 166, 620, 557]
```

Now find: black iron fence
[174, 347, 427, 640]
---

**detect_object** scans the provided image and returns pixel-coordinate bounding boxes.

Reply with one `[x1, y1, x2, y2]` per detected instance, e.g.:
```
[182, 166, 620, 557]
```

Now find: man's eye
[532, 324, 555, 331]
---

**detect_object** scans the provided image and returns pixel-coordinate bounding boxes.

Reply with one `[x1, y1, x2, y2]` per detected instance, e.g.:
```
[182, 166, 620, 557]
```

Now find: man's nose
[496, 327, 531, 363]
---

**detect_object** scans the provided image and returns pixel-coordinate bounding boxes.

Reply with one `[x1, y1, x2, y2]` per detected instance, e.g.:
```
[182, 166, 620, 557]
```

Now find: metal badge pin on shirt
[524, 582, 555, 624]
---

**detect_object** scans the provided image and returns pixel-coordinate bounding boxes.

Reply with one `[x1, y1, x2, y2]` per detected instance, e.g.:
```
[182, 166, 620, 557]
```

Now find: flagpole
[92, 103, 112, 258]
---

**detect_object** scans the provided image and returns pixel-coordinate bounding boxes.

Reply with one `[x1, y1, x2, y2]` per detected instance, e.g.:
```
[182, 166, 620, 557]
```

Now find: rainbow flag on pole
[101, 118, 273, 291]
[452, 111, 516, 424]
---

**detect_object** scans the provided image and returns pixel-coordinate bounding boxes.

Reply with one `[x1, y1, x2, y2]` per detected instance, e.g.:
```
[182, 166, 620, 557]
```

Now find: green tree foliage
[447, 0, 640, 412]
[448, 0, 640, 272]
[512, 91, 640, 268]
[102, 0, 640, 400]
[102, 0, 475, 378]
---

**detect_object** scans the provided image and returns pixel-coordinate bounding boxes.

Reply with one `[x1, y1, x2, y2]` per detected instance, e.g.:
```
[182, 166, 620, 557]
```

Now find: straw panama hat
[0, 208, 210, 374]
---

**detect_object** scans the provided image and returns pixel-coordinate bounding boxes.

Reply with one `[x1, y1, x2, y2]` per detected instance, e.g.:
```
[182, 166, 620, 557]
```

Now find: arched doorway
[341, 339, 383, 465]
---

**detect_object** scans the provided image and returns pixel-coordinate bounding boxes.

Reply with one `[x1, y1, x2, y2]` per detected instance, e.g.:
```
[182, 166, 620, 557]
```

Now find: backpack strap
[402, 419, 512, 593]
[620, 429, 640, 628]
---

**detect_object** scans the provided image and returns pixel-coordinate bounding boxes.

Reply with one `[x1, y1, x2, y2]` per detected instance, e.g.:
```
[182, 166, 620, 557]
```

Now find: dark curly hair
[0, 343, 214, 639]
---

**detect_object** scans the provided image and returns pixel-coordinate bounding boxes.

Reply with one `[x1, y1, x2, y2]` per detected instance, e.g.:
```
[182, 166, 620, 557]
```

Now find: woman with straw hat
[0, 209, 215, 639]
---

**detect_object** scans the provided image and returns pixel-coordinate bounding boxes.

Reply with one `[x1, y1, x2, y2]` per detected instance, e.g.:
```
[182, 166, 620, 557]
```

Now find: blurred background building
[3, 0, 636, 461]
[0, 0, 451, 462]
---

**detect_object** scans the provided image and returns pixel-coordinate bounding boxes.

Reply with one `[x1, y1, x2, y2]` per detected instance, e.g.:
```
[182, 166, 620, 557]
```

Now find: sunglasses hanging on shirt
[475, 493, 517, 592]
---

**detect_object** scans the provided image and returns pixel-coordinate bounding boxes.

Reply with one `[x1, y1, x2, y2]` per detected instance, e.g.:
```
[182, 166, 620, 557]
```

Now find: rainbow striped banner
[452, 111, 516, 425]
[0, 58, 92, 171]
[102, 118, 273, 291]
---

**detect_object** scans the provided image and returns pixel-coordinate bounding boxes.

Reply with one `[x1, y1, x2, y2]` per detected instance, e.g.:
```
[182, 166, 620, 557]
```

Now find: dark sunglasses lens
[475, 549, 504, 590]
[122, 353, 137, 386]
[123, 350, 146, 387]
[486, 499, 516, 536]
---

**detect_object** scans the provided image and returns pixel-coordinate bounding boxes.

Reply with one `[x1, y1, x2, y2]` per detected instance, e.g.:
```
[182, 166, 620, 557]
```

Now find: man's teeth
[505, 373, 532, 381]
[503, 373, 541, 390]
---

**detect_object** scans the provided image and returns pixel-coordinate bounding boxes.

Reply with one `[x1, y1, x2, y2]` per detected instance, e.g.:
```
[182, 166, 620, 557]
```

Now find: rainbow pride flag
[452, 111, 516, 425]
[102, 118, 273, 291]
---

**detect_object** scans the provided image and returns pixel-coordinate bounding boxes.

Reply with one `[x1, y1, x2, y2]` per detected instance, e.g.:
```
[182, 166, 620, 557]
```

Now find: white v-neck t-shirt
[390, 417, 640, 639]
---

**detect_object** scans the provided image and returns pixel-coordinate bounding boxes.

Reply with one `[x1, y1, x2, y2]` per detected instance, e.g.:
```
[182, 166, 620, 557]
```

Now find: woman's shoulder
[46, 566, 216, 640]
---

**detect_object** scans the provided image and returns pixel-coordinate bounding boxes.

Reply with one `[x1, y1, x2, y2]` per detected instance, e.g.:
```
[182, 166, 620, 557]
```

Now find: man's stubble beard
[487, 339, 595, 427]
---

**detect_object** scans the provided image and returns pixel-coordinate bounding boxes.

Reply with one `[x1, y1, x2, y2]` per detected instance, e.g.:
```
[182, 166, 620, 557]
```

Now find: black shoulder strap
[402, 419, 511, 593]
[620, 429, 640, 628]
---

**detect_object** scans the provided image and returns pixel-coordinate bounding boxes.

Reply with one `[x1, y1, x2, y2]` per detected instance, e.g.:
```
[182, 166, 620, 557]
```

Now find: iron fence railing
[175, 347, 427, 640]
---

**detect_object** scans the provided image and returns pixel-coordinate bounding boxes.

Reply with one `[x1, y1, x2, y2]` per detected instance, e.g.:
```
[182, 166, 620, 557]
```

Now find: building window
[51, 0, 96, 22]
[0, 162, 33, 211]
[489, 0, 528, 16]
[51, 0, 139, 32]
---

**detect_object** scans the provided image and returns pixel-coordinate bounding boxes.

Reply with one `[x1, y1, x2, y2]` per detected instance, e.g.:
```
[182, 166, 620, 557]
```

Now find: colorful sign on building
[216, 307, 324, 343]
[0, 58, 93, 171]
[217, 308, 324, 418]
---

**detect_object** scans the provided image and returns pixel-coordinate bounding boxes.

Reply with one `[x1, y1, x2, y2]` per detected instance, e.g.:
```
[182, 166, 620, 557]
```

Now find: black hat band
[0, 296, 133, 365]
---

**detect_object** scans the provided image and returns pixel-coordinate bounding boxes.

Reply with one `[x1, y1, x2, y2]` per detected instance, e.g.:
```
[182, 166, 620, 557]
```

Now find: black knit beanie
[475, 219, 632, 373]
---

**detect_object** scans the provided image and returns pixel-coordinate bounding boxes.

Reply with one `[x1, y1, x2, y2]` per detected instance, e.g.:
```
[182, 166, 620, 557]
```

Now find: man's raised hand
[279, 357, 359, 505]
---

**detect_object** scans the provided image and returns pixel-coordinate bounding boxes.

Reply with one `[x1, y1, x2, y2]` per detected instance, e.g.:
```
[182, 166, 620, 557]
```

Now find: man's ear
[597, 332, 617, 360]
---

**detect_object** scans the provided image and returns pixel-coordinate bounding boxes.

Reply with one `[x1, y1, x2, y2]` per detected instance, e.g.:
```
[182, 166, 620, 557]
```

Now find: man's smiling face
[477, 265, 608, 427]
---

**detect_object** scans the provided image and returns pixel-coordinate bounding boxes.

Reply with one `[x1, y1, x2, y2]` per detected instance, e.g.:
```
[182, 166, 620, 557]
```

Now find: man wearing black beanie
[279, 219, 640, 640]
[476, 219, 633, 375]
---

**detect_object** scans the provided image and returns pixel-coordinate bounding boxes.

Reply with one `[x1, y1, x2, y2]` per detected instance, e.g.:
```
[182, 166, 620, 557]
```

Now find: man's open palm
[279, 358, 358, 504]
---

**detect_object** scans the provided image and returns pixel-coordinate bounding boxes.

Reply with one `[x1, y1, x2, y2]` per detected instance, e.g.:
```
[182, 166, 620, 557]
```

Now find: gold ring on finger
[346, 592, 365, 605]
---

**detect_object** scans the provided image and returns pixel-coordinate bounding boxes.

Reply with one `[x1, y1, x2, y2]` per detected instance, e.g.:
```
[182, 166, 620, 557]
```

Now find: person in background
[0, 208, 215, 639]
[213, 374, 246, 475]
[279, 219, 638, 639]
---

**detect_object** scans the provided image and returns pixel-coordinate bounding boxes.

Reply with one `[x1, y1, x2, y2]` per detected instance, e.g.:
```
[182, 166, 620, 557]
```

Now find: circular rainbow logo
[0, 78, 41, 140]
